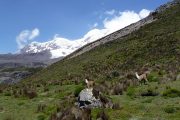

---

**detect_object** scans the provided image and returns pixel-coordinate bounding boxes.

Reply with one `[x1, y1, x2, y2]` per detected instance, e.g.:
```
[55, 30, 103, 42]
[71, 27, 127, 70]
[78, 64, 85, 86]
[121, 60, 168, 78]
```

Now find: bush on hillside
[4, 91, 11, 96]
[164, 105, 176, 113]
[113, 83, 123, 95]
[162, 88, 180, 98]
[106, 71, 120, 80]
[23, 90, 38, 99]
[141, 88, 159, 96]
[37, 103, 47, 113]
[37, 114, 46, 120]
[0, 89, 3, 93]
[126, 86, 136, 97]
[0, 106, 3, 112]
[147, 72, 159, 82]
[111, 71, 120, 78]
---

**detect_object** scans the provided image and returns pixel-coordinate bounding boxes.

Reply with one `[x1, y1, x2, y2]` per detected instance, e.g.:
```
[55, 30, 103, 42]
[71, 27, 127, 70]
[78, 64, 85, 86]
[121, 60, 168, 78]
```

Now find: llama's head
[85, 79, 89, 84]
[135, 72, 140, 79]
[85, 79, 95, 88]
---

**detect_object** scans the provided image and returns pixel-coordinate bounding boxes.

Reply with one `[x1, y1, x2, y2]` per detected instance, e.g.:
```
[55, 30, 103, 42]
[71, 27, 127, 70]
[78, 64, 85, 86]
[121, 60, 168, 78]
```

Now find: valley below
[0, 52, 62, 84]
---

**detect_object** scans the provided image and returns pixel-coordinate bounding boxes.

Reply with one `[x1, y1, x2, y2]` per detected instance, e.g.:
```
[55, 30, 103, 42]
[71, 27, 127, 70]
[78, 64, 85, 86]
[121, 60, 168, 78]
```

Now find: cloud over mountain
[105, 9, 116, 15]
[16, 28, 39, 49]
[20, 9, 150, 58]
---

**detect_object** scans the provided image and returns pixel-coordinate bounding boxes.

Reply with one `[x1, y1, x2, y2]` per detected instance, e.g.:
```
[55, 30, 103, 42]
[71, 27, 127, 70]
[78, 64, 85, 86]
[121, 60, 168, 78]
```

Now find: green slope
[0, 1, 180, 120]
[23, 2, 180, 84]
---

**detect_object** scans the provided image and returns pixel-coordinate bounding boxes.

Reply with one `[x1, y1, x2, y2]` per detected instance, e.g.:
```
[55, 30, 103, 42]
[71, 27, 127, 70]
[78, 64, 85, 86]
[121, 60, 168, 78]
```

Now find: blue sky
[0, 0, 170, 54]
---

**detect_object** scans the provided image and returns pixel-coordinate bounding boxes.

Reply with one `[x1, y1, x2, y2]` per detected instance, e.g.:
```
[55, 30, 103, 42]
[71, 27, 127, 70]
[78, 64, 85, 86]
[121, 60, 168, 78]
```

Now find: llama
[85, 79, 95, 88]
[135, 72, 148, 85]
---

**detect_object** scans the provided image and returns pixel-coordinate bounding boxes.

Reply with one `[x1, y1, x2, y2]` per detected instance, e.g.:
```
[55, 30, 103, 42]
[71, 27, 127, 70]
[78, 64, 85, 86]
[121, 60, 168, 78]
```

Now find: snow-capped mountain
[20, 9, 150, 59]
[20, 29, 109, 59]
[20, 9, 151, 59]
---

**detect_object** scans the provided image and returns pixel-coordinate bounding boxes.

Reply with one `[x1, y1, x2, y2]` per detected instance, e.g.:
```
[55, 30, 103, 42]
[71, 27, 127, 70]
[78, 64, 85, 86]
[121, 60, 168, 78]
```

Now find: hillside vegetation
[0, 1, 180, 120]
[23, 2, 180, 84]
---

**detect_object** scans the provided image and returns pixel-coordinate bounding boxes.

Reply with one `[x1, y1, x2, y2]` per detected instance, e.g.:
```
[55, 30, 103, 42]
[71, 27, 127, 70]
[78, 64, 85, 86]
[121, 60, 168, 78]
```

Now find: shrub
[36, 84, 41, 87]
[96, 110, 109, 120]
[44, 87, 49, 92]
[162, 88, 180, 98]
[74, 85, 84, 97]
[37, 114, 46, 120]
[113, 83, 123, 95]
[0, 106, 3, 112]
[0, 89, 3, 93]
[18, 102, 25, 106]
[141, 88, 158, 96]
[142, 98, 153, 103]
[4, 116, 13, 120]
[111, 71, 120, 78]
[147, 72, 159, 82]
[164, 105, 176, 113]
[126, 86, 136, 97]
[112, 103, 121, 110]
[37, 103, 47, 113]
[26, 90, 38, 99]
[106, 75, 112, 80]
[106, 71, 120, 80]
[4, 92, 11, 96]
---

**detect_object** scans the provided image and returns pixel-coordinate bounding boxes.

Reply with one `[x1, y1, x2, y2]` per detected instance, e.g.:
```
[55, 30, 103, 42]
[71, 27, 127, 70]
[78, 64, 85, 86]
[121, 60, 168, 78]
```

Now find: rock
[78, 88, 102, 108]
[79, 88, 95, 102]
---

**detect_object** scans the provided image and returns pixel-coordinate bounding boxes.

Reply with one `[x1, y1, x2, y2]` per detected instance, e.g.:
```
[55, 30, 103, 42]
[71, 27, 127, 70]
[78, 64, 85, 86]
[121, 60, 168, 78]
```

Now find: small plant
[44, 87, 49, 92]
[113, 83, 123, 95]
[111, 71, 120, 78]
[142, 98, 154, 103]
[37, 103, 47, 113]
[0, 89, 3, 93]
[162, 88, 180, 98]
[0, 106, 3, 112]
[147, 72, 159, 82]
[25, 90, 38, 99]
[141, 88, 158, 96]
[164, 105, 176, 113]
[37, 114, 46, 120]
[126, 86, 136, 97]
[112, 103, 121, 110]
[74, 85, 84, 97]
[4, 92, 11, 96]
[18, 102, 25, 106]
[96, 110, 109, 120]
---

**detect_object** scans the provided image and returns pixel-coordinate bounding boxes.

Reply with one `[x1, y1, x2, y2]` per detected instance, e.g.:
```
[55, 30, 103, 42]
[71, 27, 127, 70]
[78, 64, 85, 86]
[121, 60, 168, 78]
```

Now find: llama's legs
[144, 78, 148, 85]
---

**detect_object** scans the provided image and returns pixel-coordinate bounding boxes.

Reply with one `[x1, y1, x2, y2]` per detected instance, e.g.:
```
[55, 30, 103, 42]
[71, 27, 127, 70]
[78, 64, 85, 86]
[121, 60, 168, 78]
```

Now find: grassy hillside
[23, 3, 180, 84]
[0, 2, 180, 120]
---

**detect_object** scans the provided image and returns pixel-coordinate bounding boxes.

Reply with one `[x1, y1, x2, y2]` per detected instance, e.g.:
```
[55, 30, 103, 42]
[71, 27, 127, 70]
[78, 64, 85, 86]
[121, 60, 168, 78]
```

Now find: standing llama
[135, 72, 149, 85]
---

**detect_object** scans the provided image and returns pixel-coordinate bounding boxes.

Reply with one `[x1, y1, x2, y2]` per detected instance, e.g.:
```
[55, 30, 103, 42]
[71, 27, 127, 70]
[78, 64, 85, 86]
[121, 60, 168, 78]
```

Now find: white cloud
[29, 28, 39, 40]
[93, 23, 98, 28]
[16, 28, 40, 49]
[105, 9, 116, 15]
[103, 9, 150, 33]
[139, 9, 151, 19]
[21, 9, 151, 58]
